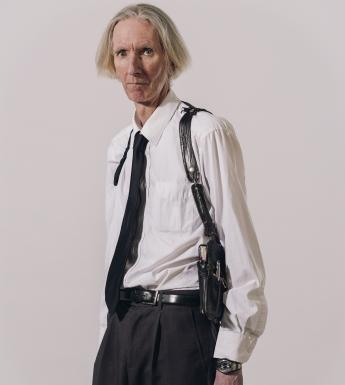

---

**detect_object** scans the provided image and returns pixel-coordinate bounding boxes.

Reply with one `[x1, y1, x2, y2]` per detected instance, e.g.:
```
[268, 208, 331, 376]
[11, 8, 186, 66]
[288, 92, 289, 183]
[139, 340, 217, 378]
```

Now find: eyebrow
[113, 42, 155, 51]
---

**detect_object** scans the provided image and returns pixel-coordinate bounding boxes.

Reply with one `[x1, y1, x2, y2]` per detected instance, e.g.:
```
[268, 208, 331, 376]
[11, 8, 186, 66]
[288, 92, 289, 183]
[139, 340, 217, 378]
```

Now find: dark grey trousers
[92, 289, 219, 385]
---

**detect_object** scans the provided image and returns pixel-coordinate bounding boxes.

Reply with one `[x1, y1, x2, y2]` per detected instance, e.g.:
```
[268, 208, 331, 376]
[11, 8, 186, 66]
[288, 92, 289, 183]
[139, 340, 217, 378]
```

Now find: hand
[213, 368, 243, 385]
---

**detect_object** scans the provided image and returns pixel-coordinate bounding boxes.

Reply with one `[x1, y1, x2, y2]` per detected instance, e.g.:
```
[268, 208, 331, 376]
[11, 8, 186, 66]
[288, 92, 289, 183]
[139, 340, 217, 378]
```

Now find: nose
[127, 51, 143, 76]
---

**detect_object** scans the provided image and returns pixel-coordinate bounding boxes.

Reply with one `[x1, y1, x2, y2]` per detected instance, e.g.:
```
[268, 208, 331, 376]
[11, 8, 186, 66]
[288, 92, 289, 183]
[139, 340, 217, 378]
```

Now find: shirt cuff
[213, 327, 258, 363]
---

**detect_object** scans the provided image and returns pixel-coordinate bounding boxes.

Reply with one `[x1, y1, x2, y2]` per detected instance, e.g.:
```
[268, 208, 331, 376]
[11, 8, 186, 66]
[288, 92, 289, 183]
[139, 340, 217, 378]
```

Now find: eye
[142, 47, 153, 55]
[114, 49, 127, 57]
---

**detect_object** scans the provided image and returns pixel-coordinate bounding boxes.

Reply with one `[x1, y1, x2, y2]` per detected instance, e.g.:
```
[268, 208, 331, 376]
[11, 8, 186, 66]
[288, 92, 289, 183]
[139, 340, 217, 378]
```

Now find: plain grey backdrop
[1, 1, 344, 384]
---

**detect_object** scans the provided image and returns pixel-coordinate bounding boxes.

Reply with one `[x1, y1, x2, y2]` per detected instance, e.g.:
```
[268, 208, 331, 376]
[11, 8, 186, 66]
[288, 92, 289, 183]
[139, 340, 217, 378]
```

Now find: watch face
[217, 367, 233, 374]
[216, 359, 241, 374]
[218, 366, 241, 374]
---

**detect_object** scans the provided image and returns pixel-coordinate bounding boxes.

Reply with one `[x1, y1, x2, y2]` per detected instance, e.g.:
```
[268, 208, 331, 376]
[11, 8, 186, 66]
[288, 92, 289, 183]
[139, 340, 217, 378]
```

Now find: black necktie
[105, 131, 148, 317]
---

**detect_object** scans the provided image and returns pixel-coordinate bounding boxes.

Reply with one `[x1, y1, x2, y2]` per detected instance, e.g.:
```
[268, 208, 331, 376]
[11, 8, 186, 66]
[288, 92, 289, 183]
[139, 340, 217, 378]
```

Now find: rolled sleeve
[198, 117, 268, 363]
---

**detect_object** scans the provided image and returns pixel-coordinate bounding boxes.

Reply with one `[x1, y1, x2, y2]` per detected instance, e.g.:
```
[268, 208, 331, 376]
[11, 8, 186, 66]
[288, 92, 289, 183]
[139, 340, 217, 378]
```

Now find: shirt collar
[131, 88, 181, 146]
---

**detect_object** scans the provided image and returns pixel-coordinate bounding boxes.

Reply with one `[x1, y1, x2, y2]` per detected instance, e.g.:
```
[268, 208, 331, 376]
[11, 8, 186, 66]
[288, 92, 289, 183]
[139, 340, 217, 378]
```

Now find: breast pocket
[149, 180, 200, 233]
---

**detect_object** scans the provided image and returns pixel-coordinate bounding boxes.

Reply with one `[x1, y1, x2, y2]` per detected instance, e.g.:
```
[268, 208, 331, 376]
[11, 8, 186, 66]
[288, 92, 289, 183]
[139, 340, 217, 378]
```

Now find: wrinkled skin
[111, 16, 171, 126]
[214, 368, 243, 385]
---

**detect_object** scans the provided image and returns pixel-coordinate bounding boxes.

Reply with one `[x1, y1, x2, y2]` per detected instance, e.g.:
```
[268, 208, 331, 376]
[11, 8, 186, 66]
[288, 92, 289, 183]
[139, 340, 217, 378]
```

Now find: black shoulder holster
[179, 100, 229, 324]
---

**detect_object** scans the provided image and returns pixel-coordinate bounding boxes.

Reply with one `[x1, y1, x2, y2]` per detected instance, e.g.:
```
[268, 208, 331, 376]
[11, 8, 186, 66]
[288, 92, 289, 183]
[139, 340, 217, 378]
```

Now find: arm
[198, 117, 268, 363]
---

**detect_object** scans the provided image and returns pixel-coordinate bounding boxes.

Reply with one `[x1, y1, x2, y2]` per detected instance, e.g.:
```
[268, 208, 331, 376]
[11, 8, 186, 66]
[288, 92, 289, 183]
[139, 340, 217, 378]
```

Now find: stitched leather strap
[179, 101, 212, 183]
[179, 101, 219, 240]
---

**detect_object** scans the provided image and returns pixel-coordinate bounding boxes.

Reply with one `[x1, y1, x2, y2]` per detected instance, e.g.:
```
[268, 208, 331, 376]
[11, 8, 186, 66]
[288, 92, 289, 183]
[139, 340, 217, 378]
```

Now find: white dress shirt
[98, 88, 268, 363]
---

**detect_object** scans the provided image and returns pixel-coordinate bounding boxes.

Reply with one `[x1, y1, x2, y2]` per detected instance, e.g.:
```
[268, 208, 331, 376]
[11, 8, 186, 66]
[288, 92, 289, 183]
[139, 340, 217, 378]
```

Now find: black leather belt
[119, 287, 200, 306]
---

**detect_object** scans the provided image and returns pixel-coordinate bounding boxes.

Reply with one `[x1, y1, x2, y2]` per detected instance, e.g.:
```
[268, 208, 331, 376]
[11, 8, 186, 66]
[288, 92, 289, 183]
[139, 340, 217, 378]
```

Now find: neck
[134, 83, 170, 128]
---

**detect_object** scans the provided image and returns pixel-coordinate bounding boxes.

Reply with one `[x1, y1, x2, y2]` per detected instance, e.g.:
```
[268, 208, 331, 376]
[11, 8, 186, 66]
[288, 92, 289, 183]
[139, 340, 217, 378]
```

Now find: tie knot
[133, 131, 148, 152]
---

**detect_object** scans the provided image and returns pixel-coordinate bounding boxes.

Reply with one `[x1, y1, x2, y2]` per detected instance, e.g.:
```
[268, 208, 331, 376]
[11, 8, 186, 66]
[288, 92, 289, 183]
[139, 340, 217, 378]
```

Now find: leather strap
[179, 101, 212, 183]
[179, 101, 220, 241]
[119, 287, 200, 306]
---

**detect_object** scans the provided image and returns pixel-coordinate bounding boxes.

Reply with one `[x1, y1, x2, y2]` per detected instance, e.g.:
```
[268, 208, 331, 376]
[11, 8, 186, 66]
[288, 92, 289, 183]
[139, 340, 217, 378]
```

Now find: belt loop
[158, 290, 163, 310]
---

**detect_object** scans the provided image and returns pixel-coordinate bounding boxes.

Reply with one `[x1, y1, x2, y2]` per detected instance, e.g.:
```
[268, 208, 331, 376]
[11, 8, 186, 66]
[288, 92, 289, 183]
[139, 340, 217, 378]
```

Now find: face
[111, 17, 170, 106]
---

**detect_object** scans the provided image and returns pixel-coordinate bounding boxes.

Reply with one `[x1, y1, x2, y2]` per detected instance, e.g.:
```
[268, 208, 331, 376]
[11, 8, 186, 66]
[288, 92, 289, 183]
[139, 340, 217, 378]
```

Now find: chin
[126, 89, 148, 103]
[127, 94, 146, 103]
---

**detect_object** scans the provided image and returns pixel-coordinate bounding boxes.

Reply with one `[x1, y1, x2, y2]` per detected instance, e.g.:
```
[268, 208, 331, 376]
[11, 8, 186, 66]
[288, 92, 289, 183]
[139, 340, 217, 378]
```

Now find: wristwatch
[216, 358, 242, 374]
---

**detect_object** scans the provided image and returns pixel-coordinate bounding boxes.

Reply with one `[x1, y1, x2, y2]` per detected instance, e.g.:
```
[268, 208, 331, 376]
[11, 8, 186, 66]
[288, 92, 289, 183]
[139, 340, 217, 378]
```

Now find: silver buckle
[146, 290, 160, 305]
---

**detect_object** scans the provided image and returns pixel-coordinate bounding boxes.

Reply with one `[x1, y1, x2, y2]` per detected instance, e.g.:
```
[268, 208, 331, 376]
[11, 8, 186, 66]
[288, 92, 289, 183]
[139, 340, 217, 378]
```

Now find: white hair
[95, 3, 191, 82]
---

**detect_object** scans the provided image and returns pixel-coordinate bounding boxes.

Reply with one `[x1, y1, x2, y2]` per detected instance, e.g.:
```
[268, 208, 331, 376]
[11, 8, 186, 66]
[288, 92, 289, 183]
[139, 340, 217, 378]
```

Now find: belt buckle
[146, 290, 160, 305]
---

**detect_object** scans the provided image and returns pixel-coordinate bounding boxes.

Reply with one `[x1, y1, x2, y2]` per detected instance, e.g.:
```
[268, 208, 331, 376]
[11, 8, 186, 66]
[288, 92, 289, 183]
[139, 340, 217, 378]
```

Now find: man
[92, 4, 268, 385]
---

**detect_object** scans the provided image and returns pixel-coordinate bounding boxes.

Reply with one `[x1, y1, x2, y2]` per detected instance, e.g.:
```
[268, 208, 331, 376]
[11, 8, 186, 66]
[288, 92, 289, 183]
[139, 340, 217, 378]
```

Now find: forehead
[112, 17, 160, 48]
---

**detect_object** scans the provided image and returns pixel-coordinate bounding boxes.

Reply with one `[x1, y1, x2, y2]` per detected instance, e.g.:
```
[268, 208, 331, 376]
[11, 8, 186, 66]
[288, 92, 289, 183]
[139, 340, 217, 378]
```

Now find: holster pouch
[197, 239, 228, 323]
